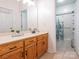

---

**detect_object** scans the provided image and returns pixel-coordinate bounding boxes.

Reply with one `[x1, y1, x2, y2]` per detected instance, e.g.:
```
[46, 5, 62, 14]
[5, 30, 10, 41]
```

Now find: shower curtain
[56, 16, 64, 40]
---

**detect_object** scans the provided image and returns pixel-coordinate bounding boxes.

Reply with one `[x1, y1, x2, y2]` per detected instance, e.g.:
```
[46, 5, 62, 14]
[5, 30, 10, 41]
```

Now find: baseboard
[48, 48, 56, 54]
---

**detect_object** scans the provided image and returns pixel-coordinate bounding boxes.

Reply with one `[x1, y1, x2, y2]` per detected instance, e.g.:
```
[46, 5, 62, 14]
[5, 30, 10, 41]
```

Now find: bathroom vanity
[0, 32, 48, 59]
[0, 0, 48, 59]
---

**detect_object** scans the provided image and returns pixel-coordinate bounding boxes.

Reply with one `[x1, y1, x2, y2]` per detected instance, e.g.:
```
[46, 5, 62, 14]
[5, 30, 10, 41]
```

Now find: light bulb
[17, 0, 21, 2]
[23, 0, 35, 6]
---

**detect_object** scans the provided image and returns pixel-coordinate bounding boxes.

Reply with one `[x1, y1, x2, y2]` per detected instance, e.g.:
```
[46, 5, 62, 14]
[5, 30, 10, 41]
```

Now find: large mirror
[0, 7, 13, 33]
[21, 10, 28, 31]
[0, 0, 38, 33]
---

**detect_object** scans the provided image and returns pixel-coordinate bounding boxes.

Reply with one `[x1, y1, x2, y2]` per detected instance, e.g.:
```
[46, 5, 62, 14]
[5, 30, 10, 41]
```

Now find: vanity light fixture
[17, 0, 35, 6]
[23, 0, 35, 6]
[17, 0, 21, 2]
[23, 0, 34, 5]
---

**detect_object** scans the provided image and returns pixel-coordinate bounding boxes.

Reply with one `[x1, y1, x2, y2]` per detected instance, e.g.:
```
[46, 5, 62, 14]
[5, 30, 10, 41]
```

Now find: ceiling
[56, 0, 76, 7]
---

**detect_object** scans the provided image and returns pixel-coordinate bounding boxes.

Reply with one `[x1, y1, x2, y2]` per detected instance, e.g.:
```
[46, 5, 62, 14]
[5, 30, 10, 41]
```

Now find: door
[2, 48, 23, 59]
[62, 14, 74, 40]
[25, 44, 36, 59]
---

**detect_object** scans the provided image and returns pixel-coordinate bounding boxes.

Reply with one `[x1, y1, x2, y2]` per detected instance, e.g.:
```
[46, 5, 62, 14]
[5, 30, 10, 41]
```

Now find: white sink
[11, 33, 24, 37]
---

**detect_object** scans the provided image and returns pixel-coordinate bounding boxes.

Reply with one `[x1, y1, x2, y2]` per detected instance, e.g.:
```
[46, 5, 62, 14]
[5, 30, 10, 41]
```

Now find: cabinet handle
[26, 51, 27, 56]
[36, 43, 37, 46]
[36, 53, 38, 57]
[43, 42, 45, 45]
[9, 46, 17, 50]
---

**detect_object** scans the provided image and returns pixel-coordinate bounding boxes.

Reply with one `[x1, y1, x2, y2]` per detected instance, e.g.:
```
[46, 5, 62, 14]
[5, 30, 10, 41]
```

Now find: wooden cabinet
[0, 41, 23, 55]
[25, 37, 36, 46]
[1, 48, 23, 59]
[25, 44, 36, 59]
[0, 33, 48, 59]
[25, 37, 37, 59]
[37, 34, 48, 57]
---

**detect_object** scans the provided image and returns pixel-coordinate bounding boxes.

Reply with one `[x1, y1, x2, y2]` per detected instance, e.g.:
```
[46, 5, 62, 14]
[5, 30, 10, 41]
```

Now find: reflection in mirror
[0, 7, 13, 33]
[0, 0, 38, 34]
[21, 10, 27, 31]
[21, 0, 38, 32]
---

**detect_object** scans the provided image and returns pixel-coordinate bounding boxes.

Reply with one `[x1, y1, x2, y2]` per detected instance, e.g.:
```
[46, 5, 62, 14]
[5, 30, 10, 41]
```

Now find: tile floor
[40, 40, 79, 59]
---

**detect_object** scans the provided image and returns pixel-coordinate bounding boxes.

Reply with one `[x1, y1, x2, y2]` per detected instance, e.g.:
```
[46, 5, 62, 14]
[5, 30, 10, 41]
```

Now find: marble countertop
[0, 32, 48, 45]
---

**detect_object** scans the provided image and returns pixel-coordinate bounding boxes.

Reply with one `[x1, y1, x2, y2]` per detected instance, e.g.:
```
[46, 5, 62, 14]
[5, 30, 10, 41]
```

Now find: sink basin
[11, 33, 24, 37]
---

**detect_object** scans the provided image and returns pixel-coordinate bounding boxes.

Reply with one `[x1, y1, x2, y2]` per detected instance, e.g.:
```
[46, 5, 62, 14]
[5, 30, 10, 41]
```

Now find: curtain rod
[56, 11, 74, 16]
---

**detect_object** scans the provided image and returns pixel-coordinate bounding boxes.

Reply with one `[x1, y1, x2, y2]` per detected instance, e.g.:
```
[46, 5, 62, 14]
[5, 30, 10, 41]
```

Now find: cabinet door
[25, 44, 36, 59]
[43, 34, 48, 52]
[2, 48, 23, 59]
[37, 34, 48, 57]
[37, 40, 43, 57]
[42, 39, 48, 53]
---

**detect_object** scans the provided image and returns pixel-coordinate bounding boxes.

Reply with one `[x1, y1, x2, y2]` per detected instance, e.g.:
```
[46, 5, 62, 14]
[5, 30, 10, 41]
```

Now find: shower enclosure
[56, 13, 74, 41]
[56, 16, 64, 40]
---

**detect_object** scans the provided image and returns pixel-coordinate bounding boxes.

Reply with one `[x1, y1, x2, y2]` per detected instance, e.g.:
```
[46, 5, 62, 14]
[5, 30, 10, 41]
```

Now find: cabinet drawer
[25, 37, 36, 46]
[0, 41, 23, 55]
[1, 48, 23, 59]
[37, 35, 44, 41]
